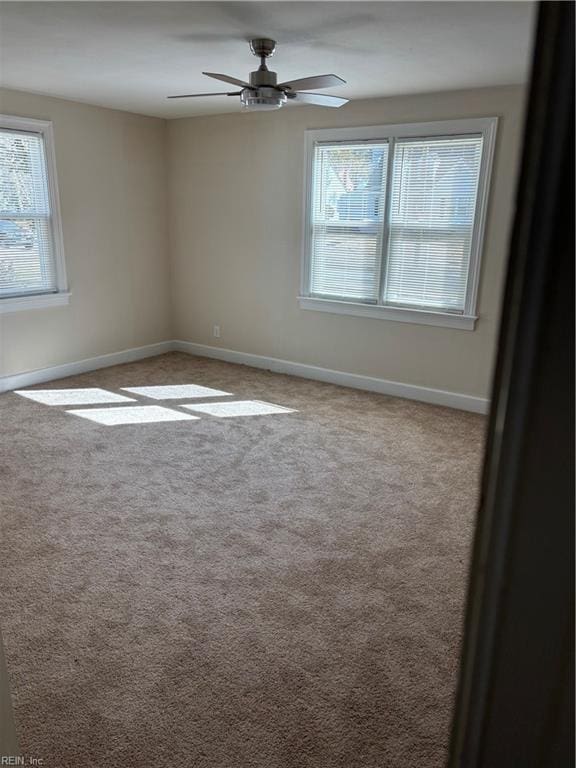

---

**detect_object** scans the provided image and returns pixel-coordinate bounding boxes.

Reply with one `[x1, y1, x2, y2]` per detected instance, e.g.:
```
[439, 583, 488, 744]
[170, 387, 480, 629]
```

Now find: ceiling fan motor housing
[249, 68, 277, 87]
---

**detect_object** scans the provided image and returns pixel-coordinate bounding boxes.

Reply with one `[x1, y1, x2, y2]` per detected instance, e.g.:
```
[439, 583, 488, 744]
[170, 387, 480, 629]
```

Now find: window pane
[0, 217, 56, 296]
[0, 131, 50, 216]
[384, 136, 483, 312]
[0, 129, 57, 297]
[309, 142, 388, 302]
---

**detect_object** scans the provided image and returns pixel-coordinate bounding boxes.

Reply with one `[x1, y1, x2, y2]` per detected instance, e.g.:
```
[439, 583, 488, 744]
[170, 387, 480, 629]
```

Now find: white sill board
[0, 292, 71, 313]
[298, 297, 477, 330]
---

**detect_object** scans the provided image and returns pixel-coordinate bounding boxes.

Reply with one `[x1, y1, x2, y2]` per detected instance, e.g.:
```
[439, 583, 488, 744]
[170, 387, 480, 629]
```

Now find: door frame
[448, 3, 574, 766]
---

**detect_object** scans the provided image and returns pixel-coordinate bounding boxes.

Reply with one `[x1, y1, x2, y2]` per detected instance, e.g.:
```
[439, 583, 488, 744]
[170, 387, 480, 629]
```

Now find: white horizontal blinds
[384, 135, 483, 313]
[0, 128, 56, 297]
[309, 141, 388, 302]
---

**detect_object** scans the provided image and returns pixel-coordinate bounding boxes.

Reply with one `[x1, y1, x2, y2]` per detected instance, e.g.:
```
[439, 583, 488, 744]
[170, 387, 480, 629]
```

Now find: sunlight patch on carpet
[15, 388, 136, 406]
[66, 406, 200, 425]
[181, 400, 296, 418]
[121, 385, 232, 399]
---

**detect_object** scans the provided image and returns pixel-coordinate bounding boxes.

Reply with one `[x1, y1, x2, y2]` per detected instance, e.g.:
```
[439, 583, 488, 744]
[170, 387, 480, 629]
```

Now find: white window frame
[299, 117, 498, 331]
[0, 114, 69, 313]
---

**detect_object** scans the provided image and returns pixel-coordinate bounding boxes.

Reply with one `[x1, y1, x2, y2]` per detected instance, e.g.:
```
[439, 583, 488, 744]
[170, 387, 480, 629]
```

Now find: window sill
[298, 296, 477, 330]
[0, 291, 71, 314]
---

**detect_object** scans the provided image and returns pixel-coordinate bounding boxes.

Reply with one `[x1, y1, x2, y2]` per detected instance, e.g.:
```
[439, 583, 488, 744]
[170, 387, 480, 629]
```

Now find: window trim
[300, 117, 498, 331]
[0, 114, 69, 313]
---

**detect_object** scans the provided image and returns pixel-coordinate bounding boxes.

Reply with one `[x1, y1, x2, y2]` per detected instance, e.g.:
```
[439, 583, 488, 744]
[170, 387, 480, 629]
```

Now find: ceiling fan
[168, 38, 349, 111]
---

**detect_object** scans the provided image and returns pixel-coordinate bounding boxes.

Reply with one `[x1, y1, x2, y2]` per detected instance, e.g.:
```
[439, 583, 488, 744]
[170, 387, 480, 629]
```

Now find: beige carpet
[0, 352, 484, 768]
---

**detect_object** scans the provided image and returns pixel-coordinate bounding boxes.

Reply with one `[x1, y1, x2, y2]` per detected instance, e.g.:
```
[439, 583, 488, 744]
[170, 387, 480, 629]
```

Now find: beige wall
[0, 89, 172, 377]
[168, 85, 526, 399]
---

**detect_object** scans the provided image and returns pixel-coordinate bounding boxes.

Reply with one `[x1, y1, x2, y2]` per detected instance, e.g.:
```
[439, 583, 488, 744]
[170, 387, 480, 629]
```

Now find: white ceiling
[0, 2, 535, 119]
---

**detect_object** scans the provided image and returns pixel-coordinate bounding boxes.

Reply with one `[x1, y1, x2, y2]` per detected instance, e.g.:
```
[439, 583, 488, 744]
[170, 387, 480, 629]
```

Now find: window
[301, 118, 497, 330]
[0, 115, 68, 312]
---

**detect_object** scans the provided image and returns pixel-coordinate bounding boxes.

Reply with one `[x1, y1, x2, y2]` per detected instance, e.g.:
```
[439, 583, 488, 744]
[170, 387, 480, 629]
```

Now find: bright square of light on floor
[121, 385, 232, 399]
[181, 400, 296, 418]
[15, 388, 136, 406]
[66, 406, 200, 425]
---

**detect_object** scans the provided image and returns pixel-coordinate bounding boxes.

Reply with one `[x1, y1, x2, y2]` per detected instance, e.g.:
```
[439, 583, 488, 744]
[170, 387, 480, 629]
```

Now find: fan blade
[203, 72, 251, 88]
[167, 92, 241, 99]
[291, 92, 349, 108]
[278, 74, 345, 91]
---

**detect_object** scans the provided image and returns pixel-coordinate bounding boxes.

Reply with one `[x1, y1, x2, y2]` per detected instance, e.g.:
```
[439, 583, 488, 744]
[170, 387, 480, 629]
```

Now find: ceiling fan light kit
[240, 87, 287, 111]
[168, 38, 349, 111]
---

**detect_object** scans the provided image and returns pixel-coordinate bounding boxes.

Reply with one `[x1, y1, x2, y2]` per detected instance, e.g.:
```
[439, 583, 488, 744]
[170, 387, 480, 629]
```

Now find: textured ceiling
[0, 2, 536, 118]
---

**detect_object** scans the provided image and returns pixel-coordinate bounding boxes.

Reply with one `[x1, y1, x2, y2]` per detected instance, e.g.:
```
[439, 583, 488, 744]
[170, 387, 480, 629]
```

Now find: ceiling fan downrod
[248, 39, 279, 88]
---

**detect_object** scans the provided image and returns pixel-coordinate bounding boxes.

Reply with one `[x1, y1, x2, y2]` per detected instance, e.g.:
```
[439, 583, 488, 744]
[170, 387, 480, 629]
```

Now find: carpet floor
[0, 352, 485, 768]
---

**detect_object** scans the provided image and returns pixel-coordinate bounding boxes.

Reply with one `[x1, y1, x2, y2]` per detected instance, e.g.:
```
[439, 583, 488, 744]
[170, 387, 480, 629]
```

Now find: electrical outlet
[213, 325, 221, 339]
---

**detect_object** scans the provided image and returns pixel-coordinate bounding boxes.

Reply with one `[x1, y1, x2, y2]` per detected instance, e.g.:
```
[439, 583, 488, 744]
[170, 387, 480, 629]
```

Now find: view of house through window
[310, 141, 389, 302]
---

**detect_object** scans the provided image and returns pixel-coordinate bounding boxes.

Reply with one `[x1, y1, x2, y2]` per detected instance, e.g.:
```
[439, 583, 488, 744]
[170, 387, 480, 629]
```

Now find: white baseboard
[173, 340, 490, 414]
[0, 341, 174, 393]
[0, 338, 489, 413]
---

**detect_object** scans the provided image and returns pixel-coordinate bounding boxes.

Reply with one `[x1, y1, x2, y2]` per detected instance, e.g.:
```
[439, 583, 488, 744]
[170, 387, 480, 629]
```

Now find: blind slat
[0, 129, 57, 297]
